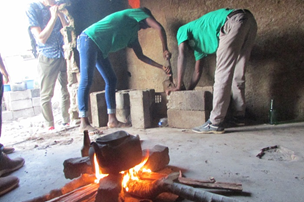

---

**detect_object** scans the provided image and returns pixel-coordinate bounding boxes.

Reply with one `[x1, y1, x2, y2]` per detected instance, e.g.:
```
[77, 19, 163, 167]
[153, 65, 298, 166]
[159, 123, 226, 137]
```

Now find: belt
[227, 9, 250, 18]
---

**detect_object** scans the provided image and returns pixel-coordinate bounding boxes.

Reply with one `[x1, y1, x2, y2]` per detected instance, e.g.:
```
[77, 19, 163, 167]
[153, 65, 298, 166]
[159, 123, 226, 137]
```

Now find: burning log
[48, 183, 98, 202]
[25, 174, 96, 202]
[124, 173, 240, 202]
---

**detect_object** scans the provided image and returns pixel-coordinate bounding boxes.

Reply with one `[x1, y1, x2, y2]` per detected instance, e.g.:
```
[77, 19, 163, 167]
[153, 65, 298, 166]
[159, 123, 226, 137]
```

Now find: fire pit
[26, 131, 242, 202]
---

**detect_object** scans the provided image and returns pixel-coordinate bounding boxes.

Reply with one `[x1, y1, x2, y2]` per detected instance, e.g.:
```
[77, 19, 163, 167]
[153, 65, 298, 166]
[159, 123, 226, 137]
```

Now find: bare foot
[107, 121, 132, 128]
[79, 125, 103, 135]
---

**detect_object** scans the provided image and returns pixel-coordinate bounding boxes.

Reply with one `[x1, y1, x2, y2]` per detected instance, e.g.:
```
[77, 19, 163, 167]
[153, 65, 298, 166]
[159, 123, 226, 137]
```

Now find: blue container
[26, 80, 34, 89]
[3, 84, 11, 92]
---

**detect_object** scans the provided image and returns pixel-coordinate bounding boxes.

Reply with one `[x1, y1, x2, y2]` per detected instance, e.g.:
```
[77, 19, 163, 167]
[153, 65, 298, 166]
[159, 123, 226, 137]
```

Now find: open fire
[26, 131, 243, 202]
[93, 151, 151, 193]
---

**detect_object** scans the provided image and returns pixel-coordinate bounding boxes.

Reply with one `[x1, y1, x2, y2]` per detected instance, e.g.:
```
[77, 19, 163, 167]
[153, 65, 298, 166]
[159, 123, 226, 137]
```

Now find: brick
[129, 89, 155, 129]
[167, 90, 206, 110]
[167, 109, 209, 129]
[12, 108, 35, 119]
[4, 90, 32, 102]
[7, 99, 33, 111]
[32, 97, 40, 107]
[90, 91, 107, 127]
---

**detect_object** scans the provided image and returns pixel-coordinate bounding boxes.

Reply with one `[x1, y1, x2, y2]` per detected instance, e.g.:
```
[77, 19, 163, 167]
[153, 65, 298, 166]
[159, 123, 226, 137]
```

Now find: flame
[122, 151, 151, 192]
[94, 154, 108, 183]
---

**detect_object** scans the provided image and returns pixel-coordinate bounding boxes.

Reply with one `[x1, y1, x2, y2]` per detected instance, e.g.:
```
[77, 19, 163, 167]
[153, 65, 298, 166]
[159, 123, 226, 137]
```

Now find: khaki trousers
[38, 55, 70, 127]
[210, 11, 257, 124]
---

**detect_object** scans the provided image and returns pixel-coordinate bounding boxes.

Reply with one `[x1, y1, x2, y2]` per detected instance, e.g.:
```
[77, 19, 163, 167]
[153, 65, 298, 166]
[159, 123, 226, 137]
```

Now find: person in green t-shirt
[77, 8, 172, 134]
[169, 8, 257, 134]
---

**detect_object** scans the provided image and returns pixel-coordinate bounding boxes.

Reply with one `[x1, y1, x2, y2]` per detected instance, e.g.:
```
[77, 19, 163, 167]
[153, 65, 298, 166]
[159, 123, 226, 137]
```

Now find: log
[25, 174, 96, 202]
[48, 183, 98, 202]
[125, 173, 240, 202]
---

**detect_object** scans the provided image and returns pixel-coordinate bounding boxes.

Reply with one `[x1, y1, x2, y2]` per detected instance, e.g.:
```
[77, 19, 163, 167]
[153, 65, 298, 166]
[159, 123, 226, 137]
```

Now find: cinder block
[167, 90, 206, 111]
[154, 92, 168, 118]
[7, 99, 33, 111]
[129, 89, 155, 129]
[12, 108, 35, 119]
[4, 90, 32, 102]
[116, 90, 130, 123]
[32, 97, 40, 107]
[2, 111, 13, 122]
[90, 91, 107, 127]
[33, 106, 42, 115]
[167, 109, 209, 129]
[30, 89, 41, 98]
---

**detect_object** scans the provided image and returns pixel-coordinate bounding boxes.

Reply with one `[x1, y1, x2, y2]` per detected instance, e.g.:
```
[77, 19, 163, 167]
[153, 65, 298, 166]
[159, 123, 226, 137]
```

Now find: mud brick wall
[70, 0, 304, 123]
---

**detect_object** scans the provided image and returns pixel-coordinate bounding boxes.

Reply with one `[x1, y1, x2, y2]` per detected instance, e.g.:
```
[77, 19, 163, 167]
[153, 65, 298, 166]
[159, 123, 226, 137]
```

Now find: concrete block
[4, 90, 32, 102]
[154, 92, 168, 118]
[167, 109, 209, 129]
[30, 89, 41, 98]
[90, 91, 107, 127]
[129, 89, 155, 129]
[12, 108, 35, 119]
[2, 111, 13, 122]
[33, 106, 42, 115]
[7, 99, 33, 111]
[116, 90, 130, 123]
[167, 90, 206, 111]
[32, 97, 40, 107]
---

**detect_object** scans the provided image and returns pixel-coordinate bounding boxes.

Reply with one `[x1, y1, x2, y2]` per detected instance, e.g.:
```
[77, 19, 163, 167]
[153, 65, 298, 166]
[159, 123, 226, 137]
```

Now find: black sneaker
[232, 116, 245, 126]
[192, 120, 225, 134]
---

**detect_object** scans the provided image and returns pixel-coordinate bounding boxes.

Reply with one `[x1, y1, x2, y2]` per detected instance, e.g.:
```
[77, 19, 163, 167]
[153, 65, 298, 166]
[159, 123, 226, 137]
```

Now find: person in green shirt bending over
[169, 8, 257, 134]
[77, 7, 172, 134]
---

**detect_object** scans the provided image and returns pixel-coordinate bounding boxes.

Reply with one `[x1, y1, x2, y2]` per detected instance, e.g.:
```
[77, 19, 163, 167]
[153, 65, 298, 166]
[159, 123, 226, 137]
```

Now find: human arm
[144, 17, 171, 60]
[30, 5, 64, 44]
[0, 54, 9, 83]
[131, 40, 171, 76]
[188, 58, 204, 90]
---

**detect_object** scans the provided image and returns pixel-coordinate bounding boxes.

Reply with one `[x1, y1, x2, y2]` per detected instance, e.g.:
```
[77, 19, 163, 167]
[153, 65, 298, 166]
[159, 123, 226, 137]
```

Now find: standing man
[0, 54, 25, 195]
[170, 8, 257, 134]
[26, 0, 70, 130]
[77, 8, 171, 134]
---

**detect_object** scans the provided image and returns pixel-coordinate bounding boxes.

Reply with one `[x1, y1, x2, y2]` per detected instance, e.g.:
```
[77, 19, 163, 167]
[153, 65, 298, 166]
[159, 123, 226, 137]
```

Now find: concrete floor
[1, 121, 304, 202]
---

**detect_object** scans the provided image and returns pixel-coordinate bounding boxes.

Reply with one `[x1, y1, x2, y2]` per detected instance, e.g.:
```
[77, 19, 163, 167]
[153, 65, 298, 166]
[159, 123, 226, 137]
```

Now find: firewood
[48, 183, 98, 202]
[125, 172, 240, 202]
[25, 174, 96, 202]
[178, 177, 243, 192]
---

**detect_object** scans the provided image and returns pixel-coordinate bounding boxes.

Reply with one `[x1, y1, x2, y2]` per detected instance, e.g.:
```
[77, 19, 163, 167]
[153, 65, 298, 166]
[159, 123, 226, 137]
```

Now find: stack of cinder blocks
[2, 89, 41, 121]
[167, 86, 213, 129]
[90, 89, 156, 129]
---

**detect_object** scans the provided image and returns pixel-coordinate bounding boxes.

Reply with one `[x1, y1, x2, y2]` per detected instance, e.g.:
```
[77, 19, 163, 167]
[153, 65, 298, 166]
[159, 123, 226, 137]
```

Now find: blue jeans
[77, 32, 117, 117]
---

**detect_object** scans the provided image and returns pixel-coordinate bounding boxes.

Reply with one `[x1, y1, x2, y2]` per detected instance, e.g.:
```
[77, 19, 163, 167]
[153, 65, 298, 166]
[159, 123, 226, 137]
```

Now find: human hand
[49, 5, 59, 18]
[162, 66, 172, 76]
[163, 50, 172, 60]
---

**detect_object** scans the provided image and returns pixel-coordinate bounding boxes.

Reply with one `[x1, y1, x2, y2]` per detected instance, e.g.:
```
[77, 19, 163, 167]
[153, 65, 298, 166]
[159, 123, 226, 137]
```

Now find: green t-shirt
[84, 8, 150, 58]
[176, 8, 233, 61]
